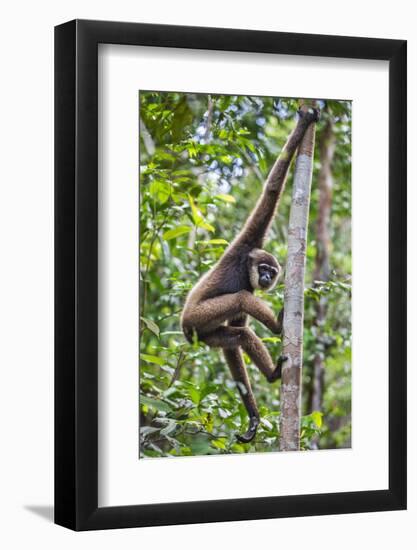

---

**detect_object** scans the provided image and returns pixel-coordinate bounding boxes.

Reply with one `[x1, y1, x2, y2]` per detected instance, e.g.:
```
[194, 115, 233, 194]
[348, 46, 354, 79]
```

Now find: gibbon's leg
[232, 309, 287, 381]
[213, 318, 260, 442]
[184, 290, 281, 336]
[201, 326, 280, 383]
[223, 348, 260, 443]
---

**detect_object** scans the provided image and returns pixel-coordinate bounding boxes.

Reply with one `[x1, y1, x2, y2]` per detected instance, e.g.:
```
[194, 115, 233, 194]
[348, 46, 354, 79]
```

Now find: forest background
[139, 92, 352, 458]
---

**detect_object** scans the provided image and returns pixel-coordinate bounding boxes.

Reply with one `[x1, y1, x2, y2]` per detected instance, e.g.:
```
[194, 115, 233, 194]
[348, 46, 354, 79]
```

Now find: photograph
[139, 92, 352, 458]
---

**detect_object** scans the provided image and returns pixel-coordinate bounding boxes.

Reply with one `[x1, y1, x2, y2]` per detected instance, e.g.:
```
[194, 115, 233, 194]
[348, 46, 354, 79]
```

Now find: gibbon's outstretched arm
[234, 107, 319, 249]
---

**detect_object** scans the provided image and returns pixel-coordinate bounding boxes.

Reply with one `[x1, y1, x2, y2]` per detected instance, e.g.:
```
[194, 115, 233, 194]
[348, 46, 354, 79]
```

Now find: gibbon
[181, 107, 319, 442]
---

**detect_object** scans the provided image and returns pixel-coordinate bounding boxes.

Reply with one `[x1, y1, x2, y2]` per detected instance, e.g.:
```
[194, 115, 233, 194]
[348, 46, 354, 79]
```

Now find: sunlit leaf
[211, 438, 227, 450]
[140, 353, 164, 366]
[199, 220, 215, 232]
[311, 411, 323, 428]
[201, 239, 229, 246]
[188, 195, 215, 232]
[188, 194, 201, 225]
[162, 226, 191, 240]
[149, 180, 171, 204]
[215, 194, 236, 203]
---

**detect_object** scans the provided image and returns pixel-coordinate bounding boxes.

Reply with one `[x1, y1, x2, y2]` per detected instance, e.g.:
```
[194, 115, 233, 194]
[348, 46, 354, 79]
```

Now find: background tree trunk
[279, 106, 317, 452]
[309, 117, 335, 416]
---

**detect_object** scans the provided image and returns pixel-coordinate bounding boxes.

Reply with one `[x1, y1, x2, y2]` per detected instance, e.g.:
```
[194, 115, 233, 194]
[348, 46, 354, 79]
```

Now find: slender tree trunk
[280, 106, 317, 451]
[310, 118, 335, 415]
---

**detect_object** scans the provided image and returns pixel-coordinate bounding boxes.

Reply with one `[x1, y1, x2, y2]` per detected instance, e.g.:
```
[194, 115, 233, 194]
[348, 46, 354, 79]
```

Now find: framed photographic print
[55, 19, 407, 531]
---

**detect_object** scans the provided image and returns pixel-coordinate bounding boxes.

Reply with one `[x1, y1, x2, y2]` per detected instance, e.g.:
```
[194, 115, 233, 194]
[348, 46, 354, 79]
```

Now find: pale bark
[203, 95, 214, 141]
[310, 118, 335, 415]
[279, 108, 317, 452]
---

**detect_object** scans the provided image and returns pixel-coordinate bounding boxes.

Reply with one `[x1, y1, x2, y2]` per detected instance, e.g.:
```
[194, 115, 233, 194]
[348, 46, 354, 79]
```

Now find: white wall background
[0, 1, 414, 548]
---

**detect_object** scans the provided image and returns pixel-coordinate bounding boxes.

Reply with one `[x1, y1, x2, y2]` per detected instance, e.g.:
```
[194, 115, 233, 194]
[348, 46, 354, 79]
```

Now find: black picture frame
[55, 19, 407, 531]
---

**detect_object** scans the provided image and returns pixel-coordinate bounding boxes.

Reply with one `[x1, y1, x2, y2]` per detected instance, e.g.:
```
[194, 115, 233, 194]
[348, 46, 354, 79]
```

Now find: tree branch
[310, 116, 335, 416]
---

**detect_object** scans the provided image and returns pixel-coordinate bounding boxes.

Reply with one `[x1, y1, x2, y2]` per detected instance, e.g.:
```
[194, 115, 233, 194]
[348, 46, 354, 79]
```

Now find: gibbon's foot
[236, 416, 260, 444]
[268, 354, 289, 382]
[310, 107, 320, 122]
[297, 106, 320, 123]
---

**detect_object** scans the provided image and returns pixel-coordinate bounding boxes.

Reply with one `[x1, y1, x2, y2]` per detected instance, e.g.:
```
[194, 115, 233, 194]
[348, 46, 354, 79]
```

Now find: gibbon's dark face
[258, 263, 279, 289]
[248, 249, 281, 292]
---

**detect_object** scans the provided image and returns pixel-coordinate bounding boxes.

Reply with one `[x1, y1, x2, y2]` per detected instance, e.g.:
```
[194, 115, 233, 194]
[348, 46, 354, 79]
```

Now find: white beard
[249, 265, 260, 290]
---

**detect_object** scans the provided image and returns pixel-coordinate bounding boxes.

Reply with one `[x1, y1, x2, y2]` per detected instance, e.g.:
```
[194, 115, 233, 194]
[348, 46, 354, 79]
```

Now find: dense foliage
[139, 92, 351, 458]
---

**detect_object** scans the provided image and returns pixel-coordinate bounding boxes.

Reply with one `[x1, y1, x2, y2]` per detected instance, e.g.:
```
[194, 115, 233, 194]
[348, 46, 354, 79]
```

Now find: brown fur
[181, 108, 319, 442]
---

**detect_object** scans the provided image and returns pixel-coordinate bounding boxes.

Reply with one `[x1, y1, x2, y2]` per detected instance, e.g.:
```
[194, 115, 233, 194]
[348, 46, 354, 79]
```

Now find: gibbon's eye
[269, 266, 279, 277]
[258, 264, 278, 276]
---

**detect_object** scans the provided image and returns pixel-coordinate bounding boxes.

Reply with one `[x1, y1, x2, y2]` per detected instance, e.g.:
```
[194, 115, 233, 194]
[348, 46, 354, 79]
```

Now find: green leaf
[140, 353, 165, 366]
[204, 239, 229, 246]
[219, 155, 233, 165]
[215, 193, 236, 204]
[187, 141, 198, 158]
[311, 411, 323, 428]
[199, 220, 215, 233]
[149, 180, 171, 204]
[162, 226, 191, 240]
[260, 418, 273, 430]
[140, 317, 160, 337]
[140, 394, 173, 413]
[188, 195, 214, 233]
[188, 195, 201, 225]
[190, 434, 212, 455]
[184, 383, 200, 404]
[211, 438, 227, 450]
[199, 382, 219, 401]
